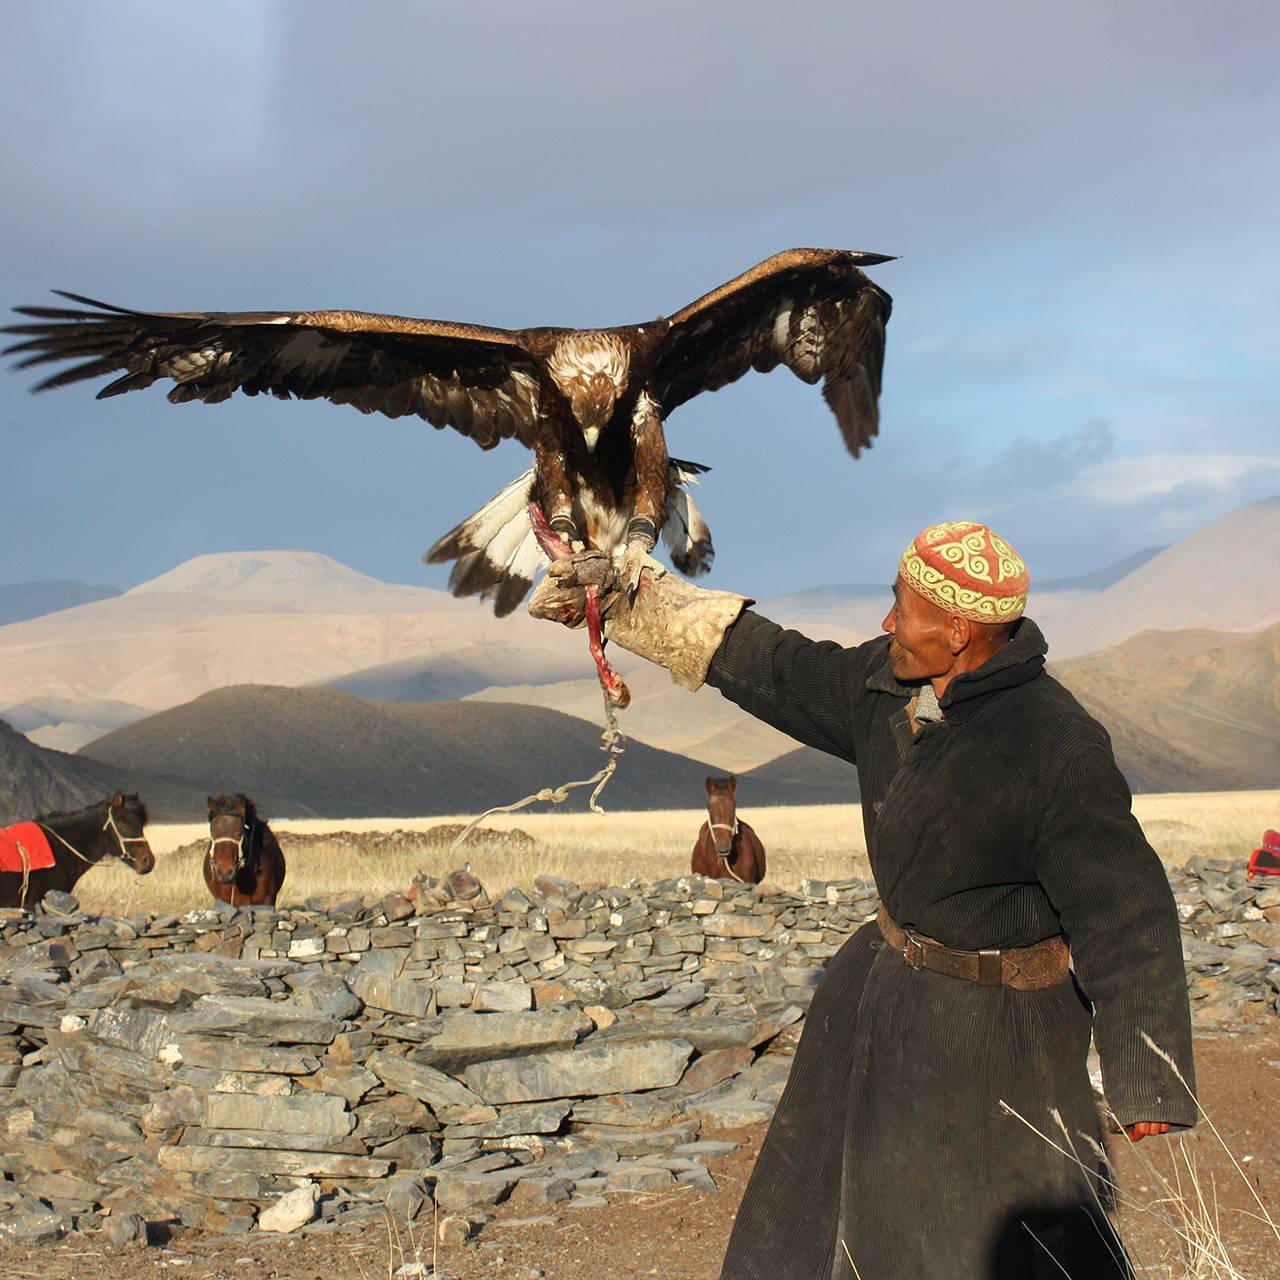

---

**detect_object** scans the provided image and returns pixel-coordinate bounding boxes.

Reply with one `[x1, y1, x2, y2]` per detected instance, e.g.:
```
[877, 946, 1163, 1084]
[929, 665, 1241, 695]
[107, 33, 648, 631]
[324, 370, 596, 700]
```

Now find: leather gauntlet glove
[529, 553, 751, 691]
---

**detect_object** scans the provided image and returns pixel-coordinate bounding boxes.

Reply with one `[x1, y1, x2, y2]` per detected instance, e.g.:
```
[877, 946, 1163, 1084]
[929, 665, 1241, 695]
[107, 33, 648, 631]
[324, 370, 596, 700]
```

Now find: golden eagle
[6, 248, 892, 701]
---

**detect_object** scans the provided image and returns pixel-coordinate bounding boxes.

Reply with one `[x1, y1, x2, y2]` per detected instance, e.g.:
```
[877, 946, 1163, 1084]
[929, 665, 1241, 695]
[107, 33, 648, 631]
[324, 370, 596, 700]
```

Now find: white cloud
[1077, 454, 1274, 504]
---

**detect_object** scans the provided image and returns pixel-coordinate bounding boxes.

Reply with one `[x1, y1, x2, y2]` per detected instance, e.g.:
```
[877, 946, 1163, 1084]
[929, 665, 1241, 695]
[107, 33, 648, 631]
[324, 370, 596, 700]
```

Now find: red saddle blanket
[0, 822, 55, 874]
[1248, 830, 1280, 880]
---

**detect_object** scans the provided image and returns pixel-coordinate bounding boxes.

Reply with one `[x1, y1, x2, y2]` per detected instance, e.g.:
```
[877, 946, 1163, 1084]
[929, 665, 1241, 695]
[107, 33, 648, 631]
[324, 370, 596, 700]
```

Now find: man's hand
[1125, 1121, 1172, 1142]
[528, 550, 622, 628]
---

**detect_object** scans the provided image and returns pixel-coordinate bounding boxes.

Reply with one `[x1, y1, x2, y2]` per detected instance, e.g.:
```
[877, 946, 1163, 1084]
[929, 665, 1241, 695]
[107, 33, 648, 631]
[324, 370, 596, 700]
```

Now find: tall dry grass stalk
[1000, 1037, 1278, 1280]
[65, 791, 1277, 918]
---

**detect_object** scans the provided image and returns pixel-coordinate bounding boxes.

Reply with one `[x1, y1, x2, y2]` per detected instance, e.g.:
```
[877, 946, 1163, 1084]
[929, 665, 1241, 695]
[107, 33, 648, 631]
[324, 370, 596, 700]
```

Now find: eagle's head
[547, 332, 630, 449]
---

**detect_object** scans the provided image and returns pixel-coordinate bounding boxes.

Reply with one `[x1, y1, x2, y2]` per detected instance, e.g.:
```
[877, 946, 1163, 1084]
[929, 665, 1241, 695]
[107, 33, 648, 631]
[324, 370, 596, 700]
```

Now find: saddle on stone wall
[1247, 829, 1280, 880]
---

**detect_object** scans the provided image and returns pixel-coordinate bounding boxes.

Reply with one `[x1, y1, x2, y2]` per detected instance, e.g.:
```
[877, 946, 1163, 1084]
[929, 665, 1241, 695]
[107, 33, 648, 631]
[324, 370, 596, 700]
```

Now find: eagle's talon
[622, 540, 658, 605]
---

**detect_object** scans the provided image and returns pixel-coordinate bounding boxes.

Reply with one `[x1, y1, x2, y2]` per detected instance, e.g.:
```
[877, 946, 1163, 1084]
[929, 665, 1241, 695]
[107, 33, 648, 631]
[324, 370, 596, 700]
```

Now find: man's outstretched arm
[529, 552, 885, 762]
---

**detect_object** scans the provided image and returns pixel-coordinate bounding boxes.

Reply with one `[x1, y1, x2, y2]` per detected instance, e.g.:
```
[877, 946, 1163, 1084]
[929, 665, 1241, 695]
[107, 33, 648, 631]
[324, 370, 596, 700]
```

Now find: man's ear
[949, 615, 972, 655]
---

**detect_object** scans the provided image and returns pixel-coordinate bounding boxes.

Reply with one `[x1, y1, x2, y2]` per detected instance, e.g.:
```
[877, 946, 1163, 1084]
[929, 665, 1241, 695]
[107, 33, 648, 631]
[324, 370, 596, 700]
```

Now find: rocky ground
[2, 1028, 1277, 1280]
[0, 854, 1276, 1278]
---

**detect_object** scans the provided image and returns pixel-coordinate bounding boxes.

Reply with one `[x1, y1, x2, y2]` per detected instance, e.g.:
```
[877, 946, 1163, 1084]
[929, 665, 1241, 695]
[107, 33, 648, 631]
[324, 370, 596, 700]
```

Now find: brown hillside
[1050, 621, 1280, 792]
[0, 717, 112, 823]
[76, 685, 830, 820]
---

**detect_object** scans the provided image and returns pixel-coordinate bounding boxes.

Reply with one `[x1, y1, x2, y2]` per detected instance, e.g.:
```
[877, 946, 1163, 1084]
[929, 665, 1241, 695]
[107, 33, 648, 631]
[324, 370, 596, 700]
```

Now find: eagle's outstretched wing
[652, 248, 893, 457]
[3, 293, 543, 450]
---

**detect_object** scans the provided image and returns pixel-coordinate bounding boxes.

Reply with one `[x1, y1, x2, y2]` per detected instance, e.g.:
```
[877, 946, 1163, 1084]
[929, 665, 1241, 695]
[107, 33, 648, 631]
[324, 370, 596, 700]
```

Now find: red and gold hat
[899, 521, 1029, 623]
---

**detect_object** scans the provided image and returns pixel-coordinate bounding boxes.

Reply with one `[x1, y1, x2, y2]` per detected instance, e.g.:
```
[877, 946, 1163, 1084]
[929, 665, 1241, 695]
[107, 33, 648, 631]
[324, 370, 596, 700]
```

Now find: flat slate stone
[570, 1093, 678, 1129]
[171, 995, 343, 1044]
[304, 1062, 379, 1106]
[701, 915, 768, 939]
[606, 1165, 676, 1192]
[88, 1006, 172, 1058]
[161, 1037, 320, 1075]
[674, 1046, 755, 1095]
[158, 1144, 388, 1179]
[414, 1008, 590, 1069]
[464, 1038, 694, 1104]
[432, 1167, 520, 1210]
[684, 1095, 775, 1130]
[473, 980, 533, 1012]
[597, 1016, 758, 1053]
[203, 1092, 353, 1137]
[349, 971, 433, 1018]
[571, 1121, 699, 1156]
[182, 1127, 368, 1155]
[443, 1101, 573, 1140]
[366, 1050, 484, 1117]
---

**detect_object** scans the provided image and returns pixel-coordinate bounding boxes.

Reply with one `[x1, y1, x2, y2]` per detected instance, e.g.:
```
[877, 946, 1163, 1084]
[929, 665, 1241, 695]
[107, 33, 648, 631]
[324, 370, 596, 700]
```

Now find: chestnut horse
[0, 792, 154, 909]
[691, 775, 766, 884]
[204, 794, 286, 908]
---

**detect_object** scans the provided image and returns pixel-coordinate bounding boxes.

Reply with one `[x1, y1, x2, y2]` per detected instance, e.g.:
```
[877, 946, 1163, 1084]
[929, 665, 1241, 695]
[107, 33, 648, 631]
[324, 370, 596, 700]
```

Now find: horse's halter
[207, 815, 257, 877]
[103, 807, 151, 866]
[709, 818, 740, 846]
[39, 805, 149, 869]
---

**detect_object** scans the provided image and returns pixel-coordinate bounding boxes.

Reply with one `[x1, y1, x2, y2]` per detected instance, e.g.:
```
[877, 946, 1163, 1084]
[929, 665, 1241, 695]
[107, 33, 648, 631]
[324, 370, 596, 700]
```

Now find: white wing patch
[165, 348, 229, 382]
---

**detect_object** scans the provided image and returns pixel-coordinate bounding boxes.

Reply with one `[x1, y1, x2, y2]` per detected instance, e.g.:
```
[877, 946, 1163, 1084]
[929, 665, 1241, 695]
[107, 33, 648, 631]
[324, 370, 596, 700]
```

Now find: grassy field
[67, 789, 1280, 918]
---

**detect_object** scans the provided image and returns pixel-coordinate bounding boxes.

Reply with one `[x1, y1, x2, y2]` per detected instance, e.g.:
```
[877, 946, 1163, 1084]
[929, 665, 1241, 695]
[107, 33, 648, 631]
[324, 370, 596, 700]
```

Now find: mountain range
[0, 684, 862, 823]
[0, 496, 1276, 792]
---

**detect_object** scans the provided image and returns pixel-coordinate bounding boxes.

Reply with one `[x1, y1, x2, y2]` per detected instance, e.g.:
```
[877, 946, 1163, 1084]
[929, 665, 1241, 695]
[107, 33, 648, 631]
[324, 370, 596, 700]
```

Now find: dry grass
[1003, 1037, 1280, 1280]
[67, 789, 1279, 918]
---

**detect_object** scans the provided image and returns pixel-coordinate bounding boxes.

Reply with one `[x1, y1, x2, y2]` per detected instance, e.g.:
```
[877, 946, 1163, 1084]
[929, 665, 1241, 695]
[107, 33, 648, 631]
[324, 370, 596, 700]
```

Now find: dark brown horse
[0, 792, 154, 909]
[204, 794, 286, 908]
[691, 775, 766, 884]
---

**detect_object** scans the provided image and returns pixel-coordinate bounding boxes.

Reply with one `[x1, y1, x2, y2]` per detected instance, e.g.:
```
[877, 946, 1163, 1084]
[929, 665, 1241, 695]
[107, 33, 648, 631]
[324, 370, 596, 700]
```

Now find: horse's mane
[208, 793, 259, 823]
[36, 793, 148, 825]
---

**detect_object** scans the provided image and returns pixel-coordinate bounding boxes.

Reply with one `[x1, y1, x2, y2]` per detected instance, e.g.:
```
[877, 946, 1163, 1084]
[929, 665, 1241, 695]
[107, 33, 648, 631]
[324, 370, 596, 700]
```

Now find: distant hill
[1046, 496, 1280, 657]
[1034, 546, 1165, 592]
[739, 748, 861, 806]
[474, 617, 1280, 795]
[0, 717, 104, 823]
[0, 580, 120, 627]
[1, 695, 149, 753]
[0, 716, 207, 824]
[467, 661, 798, 772]
[1050, 620, 1280, 792]
[751, 500, 1280, 661]
[77, 684, 823, 819]
[322, 645, 588, 702]
[0, 549, 580, 748]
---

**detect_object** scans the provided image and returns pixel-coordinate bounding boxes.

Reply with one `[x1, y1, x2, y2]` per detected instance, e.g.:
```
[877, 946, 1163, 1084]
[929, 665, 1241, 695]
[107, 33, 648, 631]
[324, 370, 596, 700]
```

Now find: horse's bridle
[207, 816, 258, 877]
[103, 807, 150, 864]
[708, 816, 748, 882]
[37, 806, 149, 869]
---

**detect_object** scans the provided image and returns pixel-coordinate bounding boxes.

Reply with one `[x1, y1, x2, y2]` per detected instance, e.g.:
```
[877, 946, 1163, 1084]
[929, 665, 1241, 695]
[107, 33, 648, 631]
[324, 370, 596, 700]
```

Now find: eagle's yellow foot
[622, 539, 663, 605]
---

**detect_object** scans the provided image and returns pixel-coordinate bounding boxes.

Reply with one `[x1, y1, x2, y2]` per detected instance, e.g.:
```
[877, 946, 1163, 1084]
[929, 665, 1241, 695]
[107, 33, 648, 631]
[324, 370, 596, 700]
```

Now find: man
[529, 520, 1196, 1280]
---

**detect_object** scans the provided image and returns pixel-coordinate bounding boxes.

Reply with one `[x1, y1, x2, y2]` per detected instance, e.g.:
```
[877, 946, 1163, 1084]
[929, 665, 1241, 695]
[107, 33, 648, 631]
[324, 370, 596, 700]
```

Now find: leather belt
[876, 906, 1070, 991]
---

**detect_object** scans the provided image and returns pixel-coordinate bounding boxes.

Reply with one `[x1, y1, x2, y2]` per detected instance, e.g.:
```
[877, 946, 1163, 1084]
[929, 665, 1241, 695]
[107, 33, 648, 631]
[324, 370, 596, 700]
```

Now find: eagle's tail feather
[424, 469, 548, 617]
[664, 461, 715, 577]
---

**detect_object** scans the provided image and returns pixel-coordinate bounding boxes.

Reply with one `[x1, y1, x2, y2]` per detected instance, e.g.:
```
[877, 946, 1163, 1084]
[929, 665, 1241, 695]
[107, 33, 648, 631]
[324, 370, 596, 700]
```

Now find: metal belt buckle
[902, 932, 926, 971]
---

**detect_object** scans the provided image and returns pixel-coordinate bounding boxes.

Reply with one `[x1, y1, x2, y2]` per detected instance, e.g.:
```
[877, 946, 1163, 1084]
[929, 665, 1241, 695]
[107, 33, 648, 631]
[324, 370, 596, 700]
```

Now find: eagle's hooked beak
[573, 373, 618, 451]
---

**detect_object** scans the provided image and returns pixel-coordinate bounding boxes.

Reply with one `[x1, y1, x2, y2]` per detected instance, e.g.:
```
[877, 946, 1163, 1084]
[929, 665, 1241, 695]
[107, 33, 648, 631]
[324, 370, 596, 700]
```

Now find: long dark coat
[707, 614, 1196, 1280]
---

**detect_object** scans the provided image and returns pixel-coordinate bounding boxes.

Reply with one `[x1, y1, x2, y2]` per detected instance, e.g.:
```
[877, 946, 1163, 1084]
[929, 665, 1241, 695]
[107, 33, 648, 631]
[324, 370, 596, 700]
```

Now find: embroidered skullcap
[899, 521, 1029, 623]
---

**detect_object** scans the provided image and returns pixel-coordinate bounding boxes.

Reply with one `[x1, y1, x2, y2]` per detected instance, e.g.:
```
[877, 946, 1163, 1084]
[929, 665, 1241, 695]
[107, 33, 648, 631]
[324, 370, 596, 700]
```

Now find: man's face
[882, 576, 957, 681]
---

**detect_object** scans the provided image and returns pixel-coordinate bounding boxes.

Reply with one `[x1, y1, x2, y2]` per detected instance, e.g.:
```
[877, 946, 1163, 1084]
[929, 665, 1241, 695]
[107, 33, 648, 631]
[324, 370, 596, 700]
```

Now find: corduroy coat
[708, 613, 1196, 1280]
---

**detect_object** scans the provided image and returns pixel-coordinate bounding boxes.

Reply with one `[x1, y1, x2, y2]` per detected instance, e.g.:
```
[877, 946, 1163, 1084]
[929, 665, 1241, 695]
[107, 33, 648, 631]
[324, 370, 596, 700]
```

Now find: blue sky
[2, 1, 1277, 597]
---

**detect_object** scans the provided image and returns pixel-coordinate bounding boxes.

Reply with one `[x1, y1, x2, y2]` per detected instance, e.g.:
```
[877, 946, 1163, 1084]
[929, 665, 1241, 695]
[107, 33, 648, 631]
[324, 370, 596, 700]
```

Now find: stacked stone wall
[0, 856, 1275, 1242]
